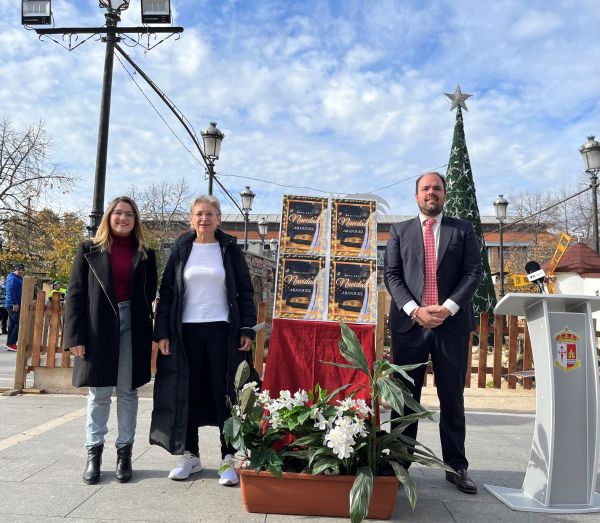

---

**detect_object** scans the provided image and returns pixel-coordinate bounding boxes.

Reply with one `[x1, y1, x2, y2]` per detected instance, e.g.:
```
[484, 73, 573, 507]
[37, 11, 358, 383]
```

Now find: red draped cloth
[262, 319, 375, 402]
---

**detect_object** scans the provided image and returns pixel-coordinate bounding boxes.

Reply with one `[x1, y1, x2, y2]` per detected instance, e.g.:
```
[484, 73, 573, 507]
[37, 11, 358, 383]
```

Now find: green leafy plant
[224, 322, 451, 523]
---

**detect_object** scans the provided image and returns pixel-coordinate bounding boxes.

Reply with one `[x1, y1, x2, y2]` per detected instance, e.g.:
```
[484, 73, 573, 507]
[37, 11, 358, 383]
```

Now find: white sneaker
[168, 451, 204, 480]
[218, 454, 239, 486]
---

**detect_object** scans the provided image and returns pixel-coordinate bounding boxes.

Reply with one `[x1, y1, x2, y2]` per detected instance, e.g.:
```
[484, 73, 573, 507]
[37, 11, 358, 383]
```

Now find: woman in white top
[150, 195, 256, 486]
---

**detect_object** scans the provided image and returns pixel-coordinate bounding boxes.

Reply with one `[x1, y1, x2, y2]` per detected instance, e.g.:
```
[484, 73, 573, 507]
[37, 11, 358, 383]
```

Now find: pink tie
[423, 218, 438, 305]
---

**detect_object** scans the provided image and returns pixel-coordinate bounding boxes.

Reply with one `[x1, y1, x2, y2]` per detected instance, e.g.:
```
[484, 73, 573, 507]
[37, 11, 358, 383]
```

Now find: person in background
[384, 172, 482, 494]
[64, 196, 157, 485]
[0, 281, 8, 335]
[150, 195, 256, 486]
[48, 280, 65, 303]
[5, 263, 25, 352]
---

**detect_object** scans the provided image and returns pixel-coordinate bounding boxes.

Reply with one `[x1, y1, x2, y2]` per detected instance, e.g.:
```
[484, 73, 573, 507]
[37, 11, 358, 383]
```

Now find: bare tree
[129, 178, 192, 273]
[0, 119, 75, 231]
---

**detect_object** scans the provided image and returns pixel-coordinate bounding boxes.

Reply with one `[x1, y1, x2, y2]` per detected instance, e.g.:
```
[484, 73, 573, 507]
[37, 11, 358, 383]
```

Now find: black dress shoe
[83, 444, 103, 485]
[115, 444, 133, 483]
[445, 468, 477, 494]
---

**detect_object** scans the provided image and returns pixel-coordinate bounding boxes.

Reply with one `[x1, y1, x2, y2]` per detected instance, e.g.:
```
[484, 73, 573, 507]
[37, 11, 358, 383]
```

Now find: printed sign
[274, 255, 326, 320]
[328, 258, 376, 323]
[330, 199, 377, 259]
[553, 326, 581, 372]
[279, 195, 328, 256]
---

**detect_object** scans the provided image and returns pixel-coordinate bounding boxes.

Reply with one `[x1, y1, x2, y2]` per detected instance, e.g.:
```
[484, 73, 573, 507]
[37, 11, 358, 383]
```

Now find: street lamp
[201, 122, 225, 196]
[240, 186, 255, 251]
[494, 195, 509, 297]
[270, 238, 278, 259]
[258, 217, 268, 256]
[141, 0, 171, 23]
[21, 1, 182, 237]
[580, 136, 600, 253]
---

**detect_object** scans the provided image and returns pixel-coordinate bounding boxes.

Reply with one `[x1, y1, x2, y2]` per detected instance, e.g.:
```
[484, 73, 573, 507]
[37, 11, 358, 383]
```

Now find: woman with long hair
[65, 196, 157, 485]
[150, 195, 256, 486]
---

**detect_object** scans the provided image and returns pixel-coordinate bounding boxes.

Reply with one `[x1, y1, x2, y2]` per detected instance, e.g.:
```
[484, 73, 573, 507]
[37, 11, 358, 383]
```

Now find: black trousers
[392, 325, 470, 471]
[182, 321, 235, 460]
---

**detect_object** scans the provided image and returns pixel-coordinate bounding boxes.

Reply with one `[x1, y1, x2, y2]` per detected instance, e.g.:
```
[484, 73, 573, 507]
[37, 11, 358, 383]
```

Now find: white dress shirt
[402, 212, 460, 318]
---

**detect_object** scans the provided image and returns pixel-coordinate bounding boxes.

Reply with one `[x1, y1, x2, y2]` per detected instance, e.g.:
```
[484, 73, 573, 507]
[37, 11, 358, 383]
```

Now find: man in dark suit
[384, 172, 482, 494]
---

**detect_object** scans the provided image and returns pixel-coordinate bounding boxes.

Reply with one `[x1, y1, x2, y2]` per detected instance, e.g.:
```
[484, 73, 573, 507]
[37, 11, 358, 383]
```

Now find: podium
[484, 294, 600, 513]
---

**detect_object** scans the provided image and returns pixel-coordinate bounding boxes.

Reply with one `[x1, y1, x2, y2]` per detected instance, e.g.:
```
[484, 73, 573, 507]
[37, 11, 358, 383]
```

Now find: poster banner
[279, 195, 328, 256]
[274, 255, 326, 320]
[331, 199, 377, 259]
[328, 257, 377, 323]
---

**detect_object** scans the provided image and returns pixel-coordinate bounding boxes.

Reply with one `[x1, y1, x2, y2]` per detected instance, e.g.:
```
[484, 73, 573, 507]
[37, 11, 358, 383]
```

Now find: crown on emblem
[553, 326, 580, 343]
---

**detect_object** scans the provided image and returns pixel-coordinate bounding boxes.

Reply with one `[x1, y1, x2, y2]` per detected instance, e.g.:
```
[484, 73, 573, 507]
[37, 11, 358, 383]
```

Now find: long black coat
[64, 240, 157, 389]
[149, 229, 256, 455]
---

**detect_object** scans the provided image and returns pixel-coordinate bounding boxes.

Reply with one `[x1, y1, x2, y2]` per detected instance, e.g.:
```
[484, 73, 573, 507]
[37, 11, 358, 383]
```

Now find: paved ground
[1, 334, 599, 522]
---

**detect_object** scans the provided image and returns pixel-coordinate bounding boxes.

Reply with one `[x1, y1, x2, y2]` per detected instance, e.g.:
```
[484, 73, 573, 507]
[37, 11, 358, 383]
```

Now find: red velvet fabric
[262, 319, 375, 402]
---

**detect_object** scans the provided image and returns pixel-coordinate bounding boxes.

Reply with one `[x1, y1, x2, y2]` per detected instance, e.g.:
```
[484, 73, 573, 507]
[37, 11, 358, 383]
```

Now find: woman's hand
[158, 339, 171, 356]
[70, 345, 85, 359]
[238, 335, 252, 351]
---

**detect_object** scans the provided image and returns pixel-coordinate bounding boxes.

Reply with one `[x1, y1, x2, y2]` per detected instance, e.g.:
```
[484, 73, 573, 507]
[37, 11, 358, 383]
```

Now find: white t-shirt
[182, 242, 229, 323]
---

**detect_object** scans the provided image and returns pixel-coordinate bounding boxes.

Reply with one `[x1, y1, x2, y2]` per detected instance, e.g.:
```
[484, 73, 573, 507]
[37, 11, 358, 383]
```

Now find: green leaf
[388, 362, 427, 384]
[234, 360, 250, 390]
[390, 461, 417, 509]
[311, 456, 340, 475]
[239, 387, 256, 417]
[349, 466, 373, 523]
[338, 322, 370, 375]
[376, 377, 406, 415]
[323, 382, 353, 403]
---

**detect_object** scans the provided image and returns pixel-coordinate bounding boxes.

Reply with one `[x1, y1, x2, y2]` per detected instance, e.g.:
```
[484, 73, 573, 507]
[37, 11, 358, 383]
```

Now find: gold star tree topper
[444, 84, 472, 111]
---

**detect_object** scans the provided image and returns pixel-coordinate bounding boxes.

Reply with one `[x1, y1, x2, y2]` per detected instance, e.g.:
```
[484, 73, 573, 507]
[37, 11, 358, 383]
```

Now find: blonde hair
[190, 195, 221, 215]
[93, 196, 148, 257]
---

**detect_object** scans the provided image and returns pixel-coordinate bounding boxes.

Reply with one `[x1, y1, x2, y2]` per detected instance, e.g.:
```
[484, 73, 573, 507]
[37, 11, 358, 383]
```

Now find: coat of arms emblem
[553, 326, 581, 372]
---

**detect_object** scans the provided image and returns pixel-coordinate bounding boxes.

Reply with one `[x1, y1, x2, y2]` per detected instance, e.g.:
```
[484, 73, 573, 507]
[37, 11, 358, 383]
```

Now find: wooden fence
[6, 278, 537, 393]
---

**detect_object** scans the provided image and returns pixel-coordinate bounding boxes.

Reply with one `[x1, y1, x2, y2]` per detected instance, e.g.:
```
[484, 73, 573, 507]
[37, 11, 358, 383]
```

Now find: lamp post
[21, 0, 182, 237]
[258, 217, 268, 256]
[580, 136, 600, 253]
[201, 122, 225, 196]
[240, 186, 255, 251]
[269, 238, 278, 259]
[494, 195, 509, 297]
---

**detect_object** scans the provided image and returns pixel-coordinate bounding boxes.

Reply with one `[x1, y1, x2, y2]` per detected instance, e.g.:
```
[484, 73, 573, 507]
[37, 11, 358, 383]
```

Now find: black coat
[64, 240, 157, 389]
[149, 229, 256, 455]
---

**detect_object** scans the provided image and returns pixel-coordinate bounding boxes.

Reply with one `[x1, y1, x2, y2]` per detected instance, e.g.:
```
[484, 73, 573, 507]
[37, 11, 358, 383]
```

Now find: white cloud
[511, 10, 563, 40]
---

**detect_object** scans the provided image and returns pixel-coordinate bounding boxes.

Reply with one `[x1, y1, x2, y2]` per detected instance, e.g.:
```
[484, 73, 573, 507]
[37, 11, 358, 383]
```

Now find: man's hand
[414, 306, 444, 329]
[429, 305, 451, 321]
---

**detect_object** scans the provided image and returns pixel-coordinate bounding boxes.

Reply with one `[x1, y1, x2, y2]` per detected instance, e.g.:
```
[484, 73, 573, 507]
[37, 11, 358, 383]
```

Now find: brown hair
[93, 196, 148, 257]
[415, 171, 447, 194]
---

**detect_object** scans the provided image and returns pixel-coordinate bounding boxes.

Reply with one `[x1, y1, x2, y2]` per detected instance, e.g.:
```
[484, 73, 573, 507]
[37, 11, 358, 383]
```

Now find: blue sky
[1, 0, 599, 218]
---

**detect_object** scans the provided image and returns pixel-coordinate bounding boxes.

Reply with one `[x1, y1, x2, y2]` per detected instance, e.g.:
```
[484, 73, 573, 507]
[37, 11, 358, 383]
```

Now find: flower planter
[239, 469, 398, 519]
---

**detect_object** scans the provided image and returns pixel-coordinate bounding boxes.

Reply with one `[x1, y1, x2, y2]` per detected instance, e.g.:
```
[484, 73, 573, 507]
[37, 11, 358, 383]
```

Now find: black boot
[83, 444, 103, 485]
[115, 444, 133, 483]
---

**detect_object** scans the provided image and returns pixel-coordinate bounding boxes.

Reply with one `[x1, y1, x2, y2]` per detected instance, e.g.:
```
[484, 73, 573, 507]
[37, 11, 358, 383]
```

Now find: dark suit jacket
[384, 216, 482, 335]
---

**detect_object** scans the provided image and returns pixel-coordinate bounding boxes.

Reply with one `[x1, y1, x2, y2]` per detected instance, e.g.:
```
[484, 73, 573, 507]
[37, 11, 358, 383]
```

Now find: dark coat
[149, 229, 256, 455]
[64, 240, 157, 389]
[384, 215, 482, 334]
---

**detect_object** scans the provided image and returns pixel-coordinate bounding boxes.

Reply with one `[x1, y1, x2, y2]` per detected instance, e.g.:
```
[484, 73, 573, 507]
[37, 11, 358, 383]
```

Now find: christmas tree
[443, 85, 496, 318]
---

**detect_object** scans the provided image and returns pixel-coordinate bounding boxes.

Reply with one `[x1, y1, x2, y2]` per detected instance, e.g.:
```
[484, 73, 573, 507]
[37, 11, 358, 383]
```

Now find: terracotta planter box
[239, 469, 398, 519]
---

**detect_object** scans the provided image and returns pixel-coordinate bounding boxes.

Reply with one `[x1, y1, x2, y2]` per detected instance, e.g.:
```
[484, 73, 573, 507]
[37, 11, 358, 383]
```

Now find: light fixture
[240, 186, 255, 213]
[258, 217, 268, 238]
[580, 136, 600, 174]
[494, 195, 509, 297]
[201, 122, 225, 160]
[141, 0, 171, 24]
[21, 0, 51, 25]
[493, 195, 509, 221]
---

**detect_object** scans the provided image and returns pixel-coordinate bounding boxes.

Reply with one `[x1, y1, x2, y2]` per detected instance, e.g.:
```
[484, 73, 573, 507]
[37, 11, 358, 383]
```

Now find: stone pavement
[0, 339, 599, 522]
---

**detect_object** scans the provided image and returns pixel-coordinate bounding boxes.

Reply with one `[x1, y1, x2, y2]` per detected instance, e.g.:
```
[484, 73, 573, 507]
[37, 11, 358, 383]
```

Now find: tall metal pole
[244, 212, 249, 251]
[89, 12, 119, 236]
[592, 172, 599, 254]
[207, 161, 214, 196]
[499, 220, 505, 297]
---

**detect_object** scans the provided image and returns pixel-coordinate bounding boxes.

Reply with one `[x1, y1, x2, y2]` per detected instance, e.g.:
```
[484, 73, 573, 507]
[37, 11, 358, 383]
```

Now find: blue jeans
[85, 301, 138, 449]
[7, 309, 20, 345]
